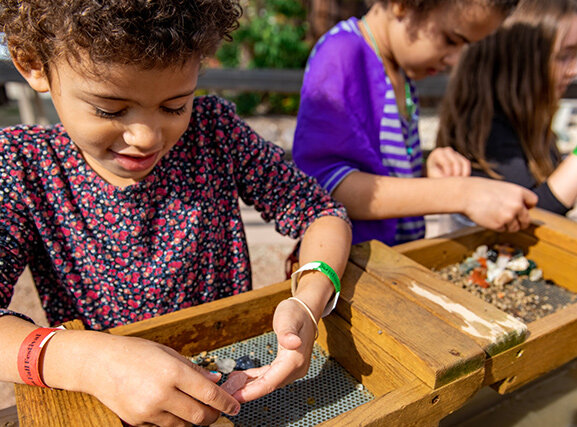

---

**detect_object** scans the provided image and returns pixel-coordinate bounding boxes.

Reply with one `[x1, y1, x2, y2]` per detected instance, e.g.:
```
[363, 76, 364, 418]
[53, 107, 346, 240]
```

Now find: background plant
[215, 0, 311, 115]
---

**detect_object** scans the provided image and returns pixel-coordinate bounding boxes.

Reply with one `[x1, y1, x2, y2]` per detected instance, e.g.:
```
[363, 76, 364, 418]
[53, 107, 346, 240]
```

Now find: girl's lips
[113, 152, 159, 172]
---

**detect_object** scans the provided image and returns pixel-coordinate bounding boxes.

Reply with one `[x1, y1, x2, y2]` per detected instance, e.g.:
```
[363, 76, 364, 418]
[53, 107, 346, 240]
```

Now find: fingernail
[232, 405, 241, 416]
[210, 371, 219, 374]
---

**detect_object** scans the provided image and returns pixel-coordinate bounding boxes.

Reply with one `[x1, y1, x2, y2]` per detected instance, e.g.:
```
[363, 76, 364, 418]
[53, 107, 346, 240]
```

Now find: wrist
[452, 177, 471, 214]
[42, 330, 97, 392]
[291, 261, 341, 318]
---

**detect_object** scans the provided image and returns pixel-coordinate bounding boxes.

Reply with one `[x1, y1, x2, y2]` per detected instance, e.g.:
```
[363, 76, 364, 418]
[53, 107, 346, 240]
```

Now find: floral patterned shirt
[0, 96, 348, 330]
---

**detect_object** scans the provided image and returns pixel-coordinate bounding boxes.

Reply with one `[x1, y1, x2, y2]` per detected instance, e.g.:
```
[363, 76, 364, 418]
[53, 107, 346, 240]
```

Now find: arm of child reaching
[0, 314, 241, 425]
[425, 147, 472, 178]
[545, 151, 577, 210]
[222, 215, 351, 403]
[332, 173, 538, 232]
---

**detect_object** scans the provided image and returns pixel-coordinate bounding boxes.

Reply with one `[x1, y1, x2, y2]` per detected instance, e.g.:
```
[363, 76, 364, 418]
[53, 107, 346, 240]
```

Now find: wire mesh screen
[198, 331, 374, 426]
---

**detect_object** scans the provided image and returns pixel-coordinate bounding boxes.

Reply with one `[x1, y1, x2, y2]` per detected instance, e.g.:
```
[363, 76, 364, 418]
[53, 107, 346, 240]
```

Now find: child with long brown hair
[437, 0, 577, 215]
[0, 0, 352, 425]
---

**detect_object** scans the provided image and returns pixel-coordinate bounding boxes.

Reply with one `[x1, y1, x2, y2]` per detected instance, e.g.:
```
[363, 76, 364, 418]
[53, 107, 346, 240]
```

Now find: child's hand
[426, 147, 471, 178]
[221, 297, 316, 403]
[45, 331, 240, 426]
[463, 178, 538, 232]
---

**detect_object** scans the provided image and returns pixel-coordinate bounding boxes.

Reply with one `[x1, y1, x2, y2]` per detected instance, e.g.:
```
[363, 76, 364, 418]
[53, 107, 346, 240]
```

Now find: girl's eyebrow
[89, 89, 196, 102]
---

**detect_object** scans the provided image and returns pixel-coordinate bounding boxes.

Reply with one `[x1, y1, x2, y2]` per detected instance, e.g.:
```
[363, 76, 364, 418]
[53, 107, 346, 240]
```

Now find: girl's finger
[175, 369, 240, 416]
[162, 389, 223, 426]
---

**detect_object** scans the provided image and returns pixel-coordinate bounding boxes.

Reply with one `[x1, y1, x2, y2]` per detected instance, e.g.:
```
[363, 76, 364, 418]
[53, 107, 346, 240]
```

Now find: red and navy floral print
[0, 96, 348, 330]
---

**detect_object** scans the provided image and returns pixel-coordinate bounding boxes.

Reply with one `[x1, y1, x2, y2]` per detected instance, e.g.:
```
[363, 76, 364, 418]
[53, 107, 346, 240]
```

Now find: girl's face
[386, 2, 505, 80]
[43, 57, 199, 187]
[553, 14, 577, 100]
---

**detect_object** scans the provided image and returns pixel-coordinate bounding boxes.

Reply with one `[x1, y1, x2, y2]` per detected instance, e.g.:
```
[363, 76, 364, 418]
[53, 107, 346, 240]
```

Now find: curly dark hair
[372, 0, 520, 15]
[0, 0, 242, 73]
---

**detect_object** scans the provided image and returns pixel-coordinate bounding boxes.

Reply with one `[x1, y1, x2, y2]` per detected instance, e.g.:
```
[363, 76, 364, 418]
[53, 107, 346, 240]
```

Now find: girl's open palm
[221, 298, 316, 403]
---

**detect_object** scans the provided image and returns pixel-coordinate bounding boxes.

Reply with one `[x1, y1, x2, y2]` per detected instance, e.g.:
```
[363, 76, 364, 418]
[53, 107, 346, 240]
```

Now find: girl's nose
[123, 122, 162, 152]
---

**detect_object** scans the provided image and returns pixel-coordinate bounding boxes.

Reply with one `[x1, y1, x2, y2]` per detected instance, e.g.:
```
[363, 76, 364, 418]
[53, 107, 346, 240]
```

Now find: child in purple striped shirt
[294, 0, 538, 246]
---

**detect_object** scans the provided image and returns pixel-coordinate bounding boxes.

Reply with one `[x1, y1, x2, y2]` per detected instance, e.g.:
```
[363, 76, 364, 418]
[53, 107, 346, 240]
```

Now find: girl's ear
[391, 1, 408, 20]
[11, 54, 50, 93]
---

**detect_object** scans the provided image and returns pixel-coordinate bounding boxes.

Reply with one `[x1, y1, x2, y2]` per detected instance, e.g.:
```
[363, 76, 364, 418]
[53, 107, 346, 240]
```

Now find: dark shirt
[471, 111, 569, 215]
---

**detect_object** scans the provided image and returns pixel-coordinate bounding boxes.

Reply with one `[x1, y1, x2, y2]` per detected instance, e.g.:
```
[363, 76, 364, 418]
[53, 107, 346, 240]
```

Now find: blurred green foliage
[215, 0, 311, 115]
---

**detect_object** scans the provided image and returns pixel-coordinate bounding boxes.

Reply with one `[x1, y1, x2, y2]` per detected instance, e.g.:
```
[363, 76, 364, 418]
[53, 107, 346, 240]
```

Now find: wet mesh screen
[207, 331, 374, 426]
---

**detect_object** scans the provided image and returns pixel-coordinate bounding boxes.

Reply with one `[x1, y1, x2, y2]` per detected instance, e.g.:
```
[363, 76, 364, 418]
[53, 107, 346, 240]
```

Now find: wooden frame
[16, 208, 577, 425]
[388, 208, 577, 393]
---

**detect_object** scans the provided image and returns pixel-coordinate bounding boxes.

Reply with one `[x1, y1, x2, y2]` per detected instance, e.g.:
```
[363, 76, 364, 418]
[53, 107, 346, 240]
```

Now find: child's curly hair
[0, 0, 242, 73]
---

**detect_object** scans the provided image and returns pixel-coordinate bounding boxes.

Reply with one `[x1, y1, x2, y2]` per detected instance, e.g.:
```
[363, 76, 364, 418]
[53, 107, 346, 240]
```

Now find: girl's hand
[221, 297, 316, 403]
[426, 147, 471, 178]
[44, 331, 240, 426]
[463, 178, 538, 232]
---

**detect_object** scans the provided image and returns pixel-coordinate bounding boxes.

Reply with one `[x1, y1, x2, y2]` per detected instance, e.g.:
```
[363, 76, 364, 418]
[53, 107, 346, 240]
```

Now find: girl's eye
[161, 105, 187, 116]
[94, 108, 126, 119]
[445, 35, 458, 47]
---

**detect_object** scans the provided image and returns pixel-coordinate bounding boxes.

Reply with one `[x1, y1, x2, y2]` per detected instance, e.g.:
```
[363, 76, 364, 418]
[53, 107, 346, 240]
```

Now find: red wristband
[17, 328, 59, 387]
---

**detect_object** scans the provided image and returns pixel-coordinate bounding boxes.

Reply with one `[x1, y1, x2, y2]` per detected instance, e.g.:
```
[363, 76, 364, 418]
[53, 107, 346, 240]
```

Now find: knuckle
[200, 384, 220, 403]
[188, 407, 217, 426]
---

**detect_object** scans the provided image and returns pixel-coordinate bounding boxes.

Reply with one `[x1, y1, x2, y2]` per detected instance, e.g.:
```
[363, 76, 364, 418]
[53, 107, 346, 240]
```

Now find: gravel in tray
[435, 244, 577, 323]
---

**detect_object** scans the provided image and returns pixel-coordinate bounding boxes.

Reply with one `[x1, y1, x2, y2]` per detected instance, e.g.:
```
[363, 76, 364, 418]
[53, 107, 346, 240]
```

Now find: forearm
[0, 314, 94, 391]
[332, 172, 469, 220]
[295, 216, 352, 320]
[547, 153, 577, 209]
[0, 315, 38, 384]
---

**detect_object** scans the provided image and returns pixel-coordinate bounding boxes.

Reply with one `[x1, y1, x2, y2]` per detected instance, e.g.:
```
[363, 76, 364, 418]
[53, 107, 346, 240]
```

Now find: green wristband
[573, 145, 577, 156]
[291, 261, 341, 318]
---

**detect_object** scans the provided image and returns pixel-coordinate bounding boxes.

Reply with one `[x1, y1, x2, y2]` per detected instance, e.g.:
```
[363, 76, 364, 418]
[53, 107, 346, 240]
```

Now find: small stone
[487, 249, 498, 263]
[473, 245, 488, 259]
[506, 257, 530, 272]
[486, 261, 504, 283]
[470, 267, 489, 288]
[494, 270, 515, 286]
[517, 259, 537, 276]
[460, 257, 480, 274]
[216, 357, 236, 374]
[235, 355, 256, 370]
[306, 397, 316, 405]
[529, 268, 543, 281]
[496, 254, 511, 270]
[495, 243, 515, 255]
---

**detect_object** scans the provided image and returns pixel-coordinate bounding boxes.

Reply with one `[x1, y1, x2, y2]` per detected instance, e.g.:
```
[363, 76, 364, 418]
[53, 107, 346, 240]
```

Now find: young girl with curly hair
[0, 1, 352, 425]
[437, 0, 577, 216]
[293, 0, 539, 246]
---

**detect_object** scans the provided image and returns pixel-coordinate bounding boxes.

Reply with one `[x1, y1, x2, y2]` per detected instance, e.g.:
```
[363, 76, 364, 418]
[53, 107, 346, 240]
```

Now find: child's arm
[546, 151, 577, 209]
[222, 215, 352, 403]
[332, 173, 538, 232]
[0, 314, 241, 425]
